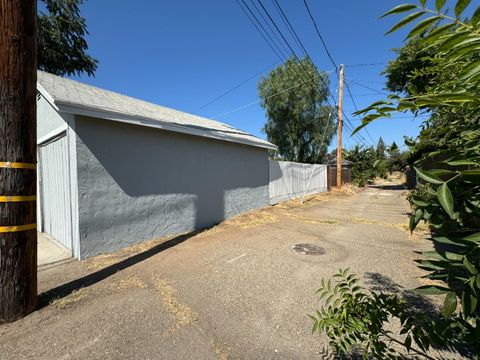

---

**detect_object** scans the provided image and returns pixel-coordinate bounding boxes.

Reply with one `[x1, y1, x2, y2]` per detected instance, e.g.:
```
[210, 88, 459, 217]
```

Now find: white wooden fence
[269, 160, 328, 205]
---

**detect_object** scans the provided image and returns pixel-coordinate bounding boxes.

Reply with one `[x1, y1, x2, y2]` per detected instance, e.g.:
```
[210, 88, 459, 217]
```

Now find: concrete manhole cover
[291, 243, 325, 255]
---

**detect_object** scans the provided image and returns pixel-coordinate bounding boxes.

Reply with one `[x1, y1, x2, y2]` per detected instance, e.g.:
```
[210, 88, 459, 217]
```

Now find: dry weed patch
[50, 288, 89, 309]
[153, 277, 197, 328]
[223, 209, 277, 229]
[111, 275, 147, 291]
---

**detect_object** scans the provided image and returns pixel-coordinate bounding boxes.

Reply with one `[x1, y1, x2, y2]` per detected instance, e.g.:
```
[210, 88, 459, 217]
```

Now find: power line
[256, 0, 363, 147]
[271, 0, 305, 57]
[300, 0, 371, 146]
[344, 62, 386, 67]
[247, 0, 291, 59]
[235, 0, 367, 147]
[347, 80, 389, 95]
[302, 0, 337, 71]
[212, 72, 322, 119]
[194, 61, 278, 113]
[234, 0, 287, 62]
[344, 78, 376, 144]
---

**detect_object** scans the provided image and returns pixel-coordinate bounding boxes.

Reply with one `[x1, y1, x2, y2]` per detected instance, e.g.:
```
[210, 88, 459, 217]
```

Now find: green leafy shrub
[311, 0, 480, 357]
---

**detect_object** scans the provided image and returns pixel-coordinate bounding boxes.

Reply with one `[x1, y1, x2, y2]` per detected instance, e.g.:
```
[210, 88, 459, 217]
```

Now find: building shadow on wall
[37, 231, 195, 309]
[76, 117, 270, 235]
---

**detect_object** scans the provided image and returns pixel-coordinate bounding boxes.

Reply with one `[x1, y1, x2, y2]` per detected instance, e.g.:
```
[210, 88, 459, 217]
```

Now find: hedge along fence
[269, 160, 328, 205]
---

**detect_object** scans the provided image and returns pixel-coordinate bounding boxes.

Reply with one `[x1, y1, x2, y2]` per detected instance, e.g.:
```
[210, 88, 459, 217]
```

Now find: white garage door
[39, 133, 72, 251]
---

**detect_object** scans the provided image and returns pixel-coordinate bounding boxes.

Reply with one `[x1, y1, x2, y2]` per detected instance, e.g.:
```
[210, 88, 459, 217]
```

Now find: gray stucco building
[37, 71, 276, 259]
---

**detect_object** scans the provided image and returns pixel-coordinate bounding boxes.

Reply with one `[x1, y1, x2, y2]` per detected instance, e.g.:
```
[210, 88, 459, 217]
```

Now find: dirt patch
[50, 288, 89, 309]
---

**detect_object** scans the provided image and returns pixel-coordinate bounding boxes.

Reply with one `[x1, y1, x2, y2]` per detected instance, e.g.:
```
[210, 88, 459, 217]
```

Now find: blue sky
[71, 0, 433, 151]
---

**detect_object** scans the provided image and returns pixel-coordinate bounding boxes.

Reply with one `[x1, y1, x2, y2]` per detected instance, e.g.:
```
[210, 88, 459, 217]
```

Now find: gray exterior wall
[37, 94, 71, 140]
[75, 115, 269, 258]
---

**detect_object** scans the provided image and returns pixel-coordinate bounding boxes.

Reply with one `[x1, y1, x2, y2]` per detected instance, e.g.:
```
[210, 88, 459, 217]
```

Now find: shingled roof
[37, 71, 277, 150]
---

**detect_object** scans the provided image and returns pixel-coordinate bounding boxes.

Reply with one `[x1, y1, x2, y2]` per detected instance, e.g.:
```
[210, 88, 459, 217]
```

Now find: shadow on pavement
[367, 184, 406, 190]
[38, 231, 197, 309]
[365, 272, 438, 315]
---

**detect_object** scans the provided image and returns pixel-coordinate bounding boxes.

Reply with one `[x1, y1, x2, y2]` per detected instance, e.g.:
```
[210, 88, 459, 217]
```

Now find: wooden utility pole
[336, 64, 344, 190]
[0, 0, 37, 322]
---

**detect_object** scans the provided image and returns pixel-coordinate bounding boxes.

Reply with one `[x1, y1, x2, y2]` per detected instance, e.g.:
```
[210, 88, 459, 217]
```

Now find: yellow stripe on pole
[0, 223, 37, 233]
[0, 195, 36, 202]
[0, 162, 36, 170]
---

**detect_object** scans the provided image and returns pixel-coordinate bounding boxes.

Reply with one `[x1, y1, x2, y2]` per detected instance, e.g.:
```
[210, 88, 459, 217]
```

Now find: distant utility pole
[336, 64, 344, 190]
[0, 0, 38, 322]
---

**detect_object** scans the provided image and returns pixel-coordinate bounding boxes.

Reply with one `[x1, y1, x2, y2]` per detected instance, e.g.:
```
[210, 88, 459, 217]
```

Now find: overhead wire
[234, 0, 288, 62]
[301, 0, 372, 146]
[235, 0, 368, 147]
[302, 0, 337, 71]
[194, 61, 278, 113]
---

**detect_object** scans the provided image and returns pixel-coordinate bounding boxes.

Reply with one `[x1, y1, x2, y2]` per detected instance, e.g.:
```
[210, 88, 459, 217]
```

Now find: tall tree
[258, 58, 336, 163]
[37, 0, 97, 76]
[376, 137, 386, 160]
[0, 0, 37, 322]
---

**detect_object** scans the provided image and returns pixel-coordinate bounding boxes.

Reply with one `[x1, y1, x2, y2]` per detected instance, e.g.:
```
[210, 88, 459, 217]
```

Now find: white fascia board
[36, 82, 59, 111]
[37, 124, 68, 145]
[55, 101, 278, 151]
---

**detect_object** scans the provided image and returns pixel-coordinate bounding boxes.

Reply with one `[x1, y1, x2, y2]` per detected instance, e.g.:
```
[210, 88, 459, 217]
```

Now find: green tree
[376, 137, 386, 160]
[311, 1, 480, 358]
[38, 0, 98, 76]
[344, 145, 377, 186]
[384, 37, 439, 96]
[258, 58, 336, 163]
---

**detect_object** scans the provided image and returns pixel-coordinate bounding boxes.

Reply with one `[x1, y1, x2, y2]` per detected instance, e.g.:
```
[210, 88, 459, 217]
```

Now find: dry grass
[350, 217, 429, 241]
[282, 212, 339, 225]
[153, 277, 197, 333]
[111, 275, 147, 291]
[84, 237, 172, 270]
[330, 183, 363, 194]
[85, 253, 120, 270]
[222, 208, 277, 229]
[50, 288, 89, 309]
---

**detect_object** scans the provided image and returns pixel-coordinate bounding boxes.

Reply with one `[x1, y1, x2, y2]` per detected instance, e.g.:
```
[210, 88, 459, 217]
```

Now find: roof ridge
[37, 70, 245, 133]
[37, 70, 276, 150]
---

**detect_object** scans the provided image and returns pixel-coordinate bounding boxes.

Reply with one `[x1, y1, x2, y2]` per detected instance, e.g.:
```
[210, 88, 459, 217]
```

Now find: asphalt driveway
[0, 185, 440, 360]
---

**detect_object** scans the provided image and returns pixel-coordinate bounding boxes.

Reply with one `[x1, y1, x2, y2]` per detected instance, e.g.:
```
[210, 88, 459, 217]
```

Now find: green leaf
[406, 16, 441, 39]
[462, 290, 477, 316]
[419, 0, 426, 7]
[410, 208, 423, 231]
[414, 167, 444, 184]
[428, 169, 453, 176]
[462, 232, 480, 242]
[411, 198, 429, 207]
[462, 169, 480, 176]
[445, 159, 478, 166]
[351, 122, 367, 136]
[405, 334, 412, 352]
[435, 0, 447, 11]
[459, 60, 480, 80]
[378, 4, 418, 19]
[442, 292, 457, 318]
[437, 183, 454, 218]
[455, 0, 471, 17]
[439, 32, 471, 51]
[472, 6, 480, 25]
[463, 256, 477, 274]
[423, 22, 455, 43]
[414, 285, 451, 295]
[385, 12, 426, 35]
